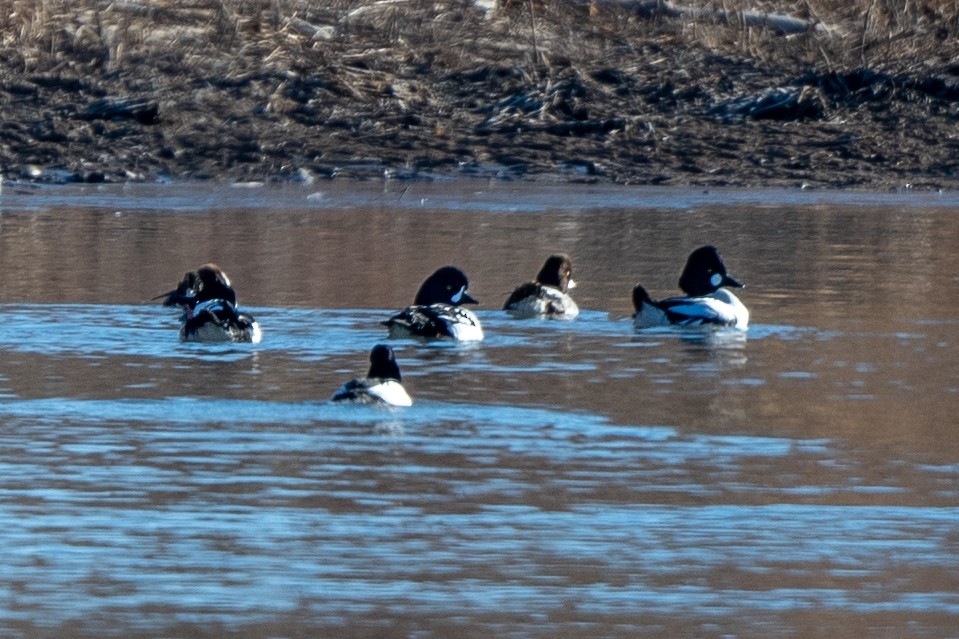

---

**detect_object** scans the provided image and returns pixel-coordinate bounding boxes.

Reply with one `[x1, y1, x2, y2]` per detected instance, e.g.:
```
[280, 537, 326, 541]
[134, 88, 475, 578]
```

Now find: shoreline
[2, 1, 958, 191]
[3, 175, 956, 212]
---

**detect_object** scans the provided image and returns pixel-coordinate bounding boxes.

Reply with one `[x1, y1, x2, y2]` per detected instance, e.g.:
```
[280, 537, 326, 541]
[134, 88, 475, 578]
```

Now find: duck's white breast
[446, 308, 484, 341]
[368, 380, 413, 407]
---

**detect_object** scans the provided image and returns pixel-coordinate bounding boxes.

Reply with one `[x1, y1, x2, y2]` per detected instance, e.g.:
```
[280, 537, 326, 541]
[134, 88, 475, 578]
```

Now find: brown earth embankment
[1, 0, 958, 189]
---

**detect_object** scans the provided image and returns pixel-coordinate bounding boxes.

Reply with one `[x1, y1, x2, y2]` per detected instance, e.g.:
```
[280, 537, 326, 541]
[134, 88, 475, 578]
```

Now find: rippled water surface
[0, 182, 957, 638]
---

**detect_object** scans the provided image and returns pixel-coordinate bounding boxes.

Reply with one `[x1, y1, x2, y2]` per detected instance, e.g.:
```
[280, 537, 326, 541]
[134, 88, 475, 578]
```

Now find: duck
[332, 344, 412, 407]
[632, 245, 749, 329]
[154, 263, 262, 343]
[503, 254, 579, 319]
[383, 266, 484, 341]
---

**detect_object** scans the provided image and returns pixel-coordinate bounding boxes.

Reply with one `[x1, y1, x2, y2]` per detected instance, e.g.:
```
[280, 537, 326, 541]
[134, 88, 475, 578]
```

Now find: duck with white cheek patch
[383, 266, 484, 341]
[632, 246, 749, 329]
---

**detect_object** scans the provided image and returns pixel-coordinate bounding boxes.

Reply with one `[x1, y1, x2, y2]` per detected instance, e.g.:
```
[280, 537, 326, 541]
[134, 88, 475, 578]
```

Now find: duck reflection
[680, 328, 749, 369]
[633, 326, 748, 370]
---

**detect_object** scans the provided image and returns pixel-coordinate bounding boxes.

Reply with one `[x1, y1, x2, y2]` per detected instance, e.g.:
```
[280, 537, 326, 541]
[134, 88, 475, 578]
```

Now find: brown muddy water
[0, 181, 957, 638]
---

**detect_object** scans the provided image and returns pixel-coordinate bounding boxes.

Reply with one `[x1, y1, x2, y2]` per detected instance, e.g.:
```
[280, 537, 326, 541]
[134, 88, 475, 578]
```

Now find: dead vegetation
[2, 0, 955, 75]
[0, 0, 958, 186]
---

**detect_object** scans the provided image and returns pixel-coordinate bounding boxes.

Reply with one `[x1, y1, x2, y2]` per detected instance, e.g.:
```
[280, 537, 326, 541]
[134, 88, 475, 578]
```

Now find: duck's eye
[446, 285, 452, 291]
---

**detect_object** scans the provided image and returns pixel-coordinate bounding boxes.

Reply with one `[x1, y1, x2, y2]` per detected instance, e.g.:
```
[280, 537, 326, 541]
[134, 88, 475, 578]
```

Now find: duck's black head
[678, 246, 743, 297]
[195, 263, 238, 305]
[196, 264, 230, 287]
[413, 266, 477, 306]
[368, 344, 402, 381]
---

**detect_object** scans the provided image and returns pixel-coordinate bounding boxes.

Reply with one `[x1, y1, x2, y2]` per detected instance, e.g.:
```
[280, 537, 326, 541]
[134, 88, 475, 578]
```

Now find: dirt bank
[2, 0, 958, 189]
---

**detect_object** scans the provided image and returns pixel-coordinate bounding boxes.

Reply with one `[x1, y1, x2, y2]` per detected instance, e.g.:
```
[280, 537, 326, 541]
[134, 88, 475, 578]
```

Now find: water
[0, 181, 957, 638]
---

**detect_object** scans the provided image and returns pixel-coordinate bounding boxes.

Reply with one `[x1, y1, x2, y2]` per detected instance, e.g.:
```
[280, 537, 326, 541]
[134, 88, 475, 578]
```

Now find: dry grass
[664, 0, 959, 72]
[0, 0, 956, 80]
[1, 0, 957, 186]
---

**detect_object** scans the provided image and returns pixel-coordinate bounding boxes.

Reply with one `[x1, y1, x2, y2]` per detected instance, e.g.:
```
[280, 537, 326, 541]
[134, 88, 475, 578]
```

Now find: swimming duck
[503, 254, 579, 319]
[383, 266, 484, 341]
[633, 246, 749, 329]
[332, 344, 412, 407]
[155, 264, 262, 343]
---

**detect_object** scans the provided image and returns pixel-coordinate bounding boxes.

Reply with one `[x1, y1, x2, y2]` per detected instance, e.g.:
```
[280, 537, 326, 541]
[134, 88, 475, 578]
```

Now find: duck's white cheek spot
[567, 278, 577, 289]
[451, 286, 466, 303]
[710, 273, 723, 287]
